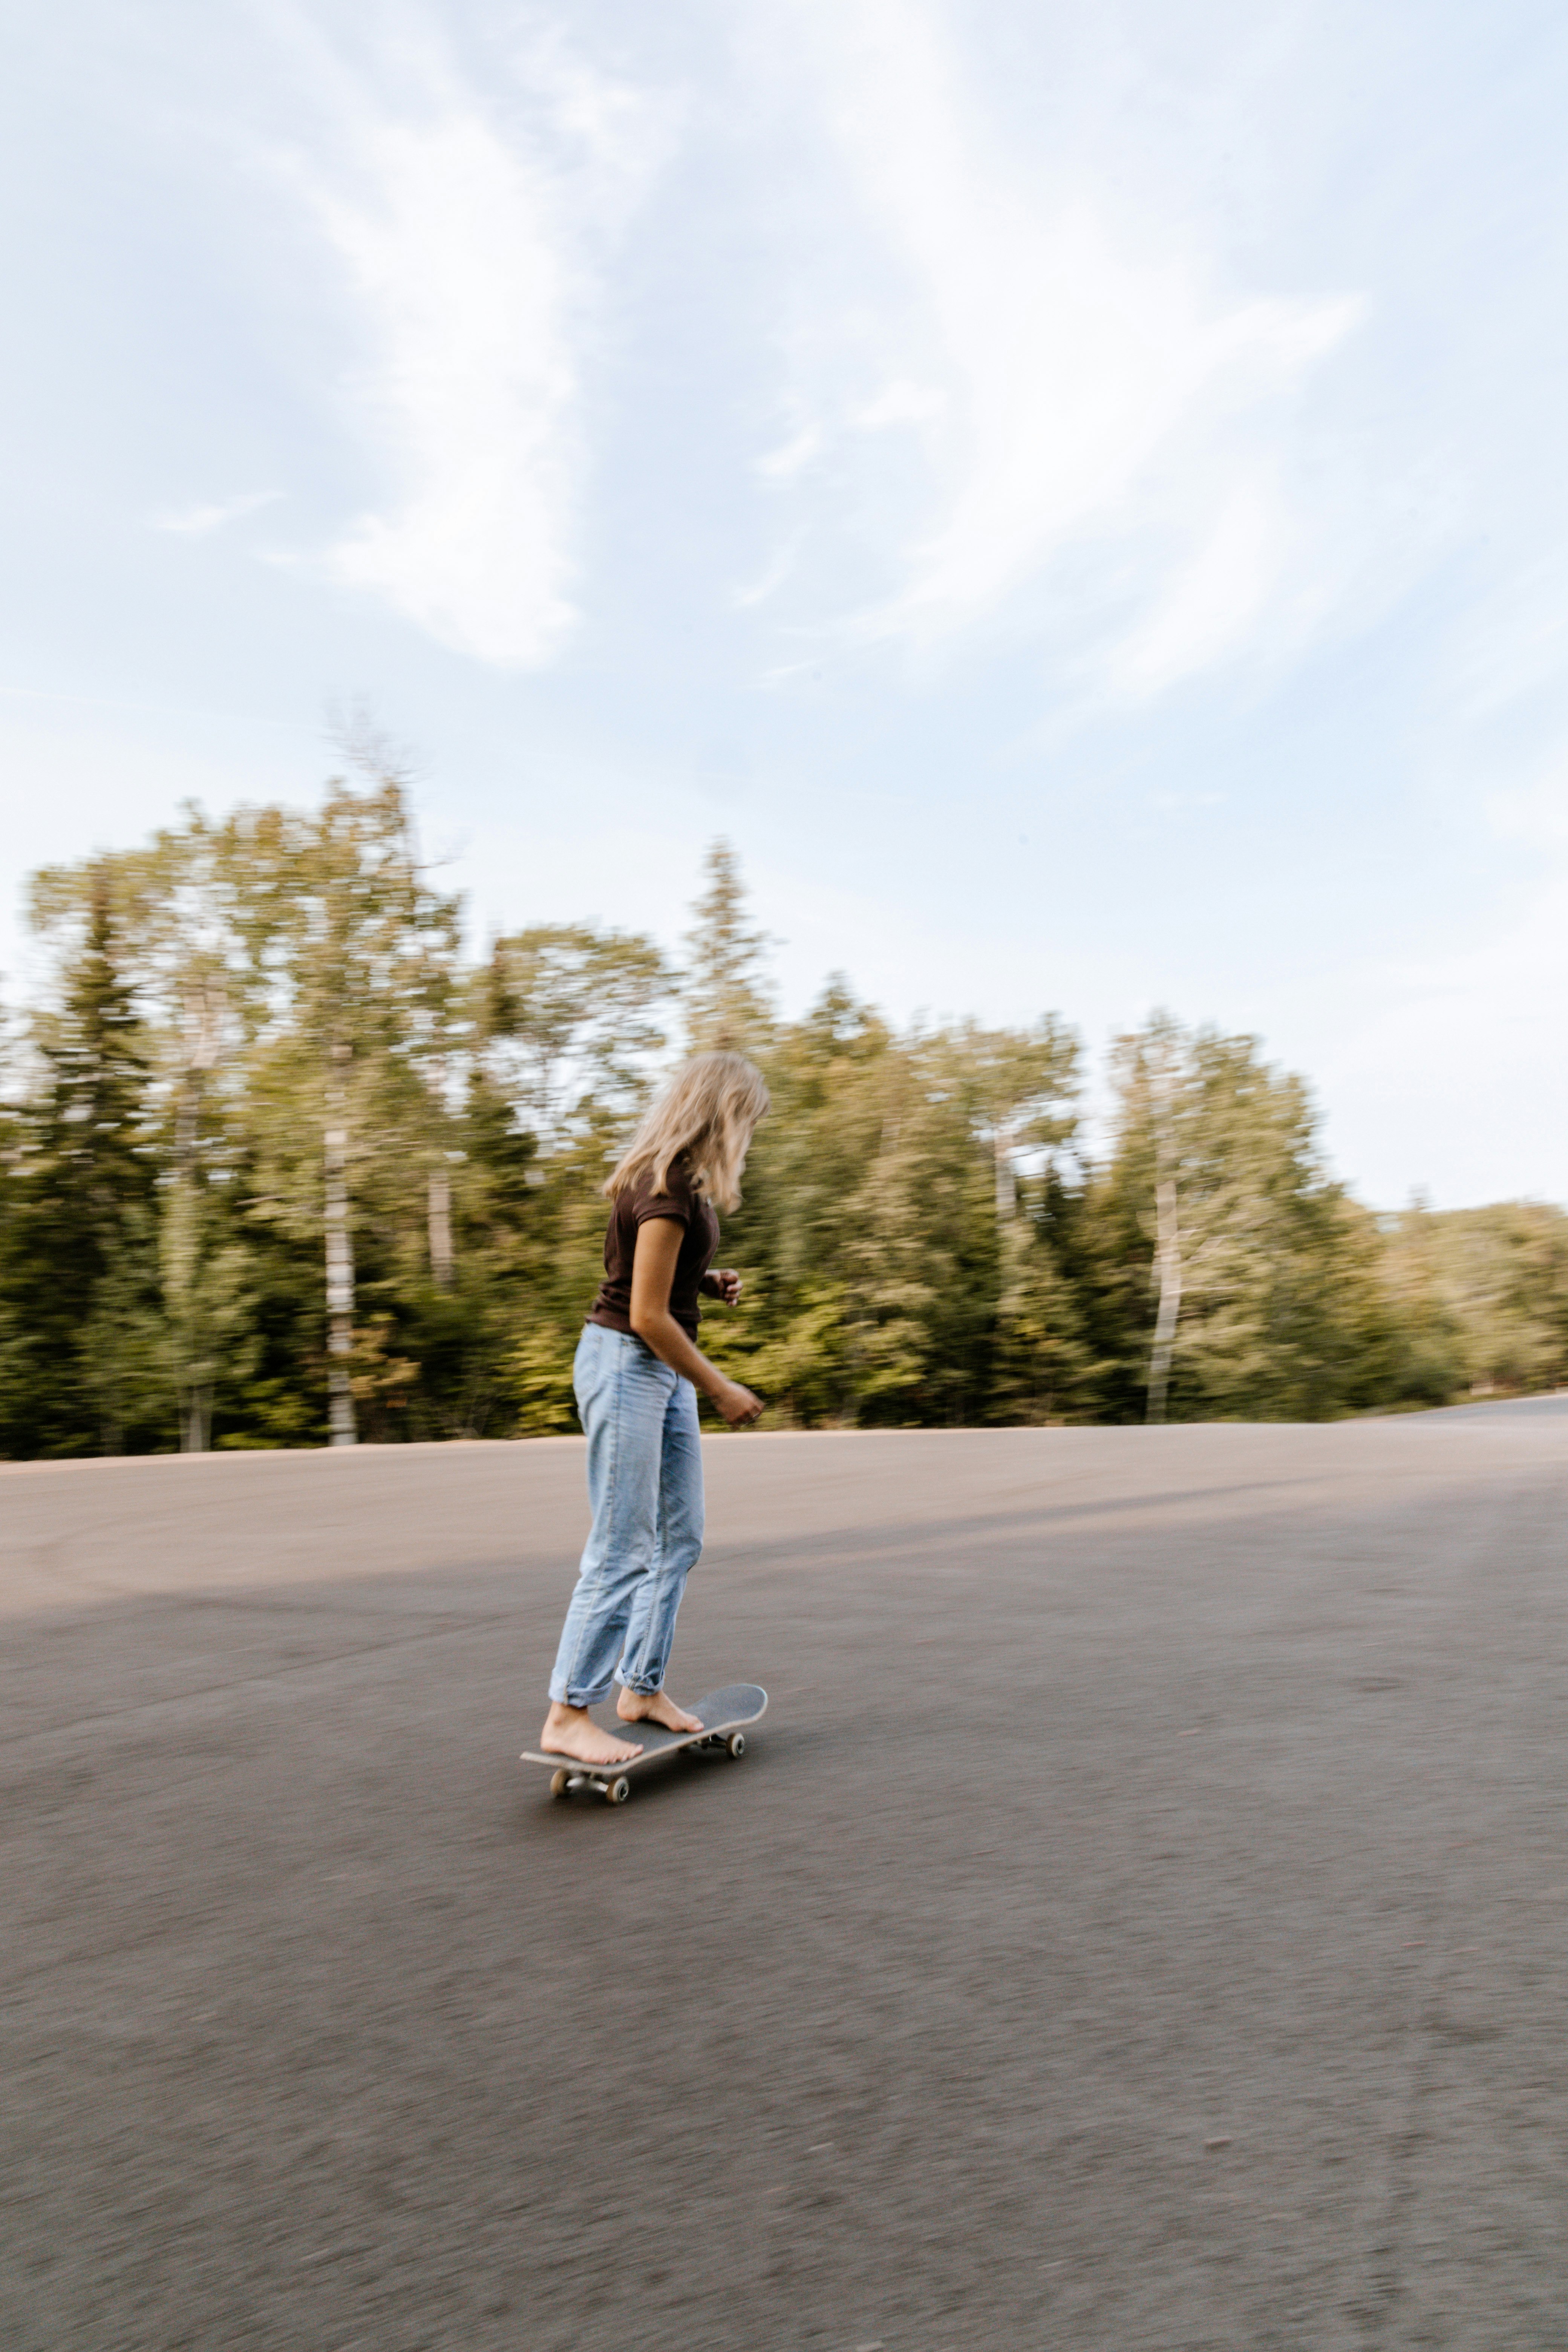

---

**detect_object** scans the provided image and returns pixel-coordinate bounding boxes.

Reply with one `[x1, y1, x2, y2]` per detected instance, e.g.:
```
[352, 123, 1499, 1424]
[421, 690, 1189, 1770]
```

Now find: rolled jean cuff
[549, 1673, 616, 1707]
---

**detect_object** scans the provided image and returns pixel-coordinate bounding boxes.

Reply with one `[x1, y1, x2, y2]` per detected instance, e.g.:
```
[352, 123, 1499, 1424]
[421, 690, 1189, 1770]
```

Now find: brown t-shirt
[587, 1158, 720, 1342]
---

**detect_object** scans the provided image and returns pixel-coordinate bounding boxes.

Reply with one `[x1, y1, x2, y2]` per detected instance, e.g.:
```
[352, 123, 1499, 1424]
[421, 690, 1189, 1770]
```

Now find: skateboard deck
[522, 1683, 767, 1804]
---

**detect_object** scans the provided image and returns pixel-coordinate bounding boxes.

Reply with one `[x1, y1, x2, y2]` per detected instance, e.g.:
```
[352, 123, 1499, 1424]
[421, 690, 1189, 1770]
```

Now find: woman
[539, 1050, 769, 1769]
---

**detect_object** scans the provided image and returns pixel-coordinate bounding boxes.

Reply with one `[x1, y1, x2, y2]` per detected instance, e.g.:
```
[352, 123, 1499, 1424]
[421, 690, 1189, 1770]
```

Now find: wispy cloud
[733, 529, 807, 609]
[770, 0, 1364, 689]
[757, 424, 824, 482]
[1109, 474, 1284, 697]
[153, 492, 281, 537]
[281, 21, 672, 670]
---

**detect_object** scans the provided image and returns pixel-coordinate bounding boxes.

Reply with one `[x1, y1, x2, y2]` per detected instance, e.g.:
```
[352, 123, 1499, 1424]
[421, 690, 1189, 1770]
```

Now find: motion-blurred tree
[681, 838, 775, 1054]
[480, 923, 671, 1140]
[209, 771, 465, 1446]
[5, 810, 1565, 1458]
[1381, 1198, 1568, 1400]
[30, 814, 257, 1450]
[0, 876, 164, 1454]
[476, 925, 672, 1435]
[1099, 1015, 1392, 1422]
[704, 984, 1089, 1427]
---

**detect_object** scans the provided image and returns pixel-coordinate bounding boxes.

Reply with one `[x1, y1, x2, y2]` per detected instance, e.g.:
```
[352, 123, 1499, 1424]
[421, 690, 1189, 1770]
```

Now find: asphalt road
[4, 1407, 1567, 2351]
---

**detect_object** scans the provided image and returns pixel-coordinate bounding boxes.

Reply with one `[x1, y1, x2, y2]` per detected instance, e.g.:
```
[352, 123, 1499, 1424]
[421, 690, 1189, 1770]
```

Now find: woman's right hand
[713, 1378, 764, 1428]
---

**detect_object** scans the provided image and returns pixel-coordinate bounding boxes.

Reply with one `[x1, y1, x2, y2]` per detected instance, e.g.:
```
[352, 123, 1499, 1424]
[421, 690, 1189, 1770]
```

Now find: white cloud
[153, 492, 281, 536]
[733, 529, 807, 609]
[758, 424, 824, 481]
[852, 379, 945, 432]
[774, 0, 1364, 686]
[283, 24, 670, 670]
[1110, 476, 1282, 696]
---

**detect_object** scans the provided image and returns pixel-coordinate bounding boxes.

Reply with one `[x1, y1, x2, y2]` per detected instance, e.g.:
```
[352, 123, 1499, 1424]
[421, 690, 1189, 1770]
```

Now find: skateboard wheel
[549, 1770, 570, 1798]
[605, 1776, 631, 1805]
[726, 1732, 746, 1759]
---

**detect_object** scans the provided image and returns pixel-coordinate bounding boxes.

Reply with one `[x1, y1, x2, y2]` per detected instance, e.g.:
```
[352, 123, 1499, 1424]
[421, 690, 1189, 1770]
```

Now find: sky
[3, 0, 1567, 1209]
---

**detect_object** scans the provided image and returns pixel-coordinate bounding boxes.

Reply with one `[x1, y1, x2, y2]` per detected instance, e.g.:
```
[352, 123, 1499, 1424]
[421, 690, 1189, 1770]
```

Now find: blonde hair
[606, 1051, 770, 1215]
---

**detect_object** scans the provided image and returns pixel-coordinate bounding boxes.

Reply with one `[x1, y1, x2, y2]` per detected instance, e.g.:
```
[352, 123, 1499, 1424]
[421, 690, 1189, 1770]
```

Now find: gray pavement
[3, 1411, 1567, 2350]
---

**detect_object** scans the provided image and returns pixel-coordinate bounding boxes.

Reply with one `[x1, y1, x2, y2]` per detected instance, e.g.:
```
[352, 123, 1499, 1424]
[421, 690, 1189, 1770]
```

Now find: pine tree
[0, 876, 163, 1453]
[681, 840, 775, 1053]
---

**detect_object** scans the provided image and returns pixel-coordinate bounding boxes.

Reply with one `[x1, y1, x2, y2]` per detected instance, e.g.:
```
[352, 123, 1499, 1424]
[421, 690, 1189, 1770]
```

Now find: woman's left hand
[706, 1268, 743, 1305]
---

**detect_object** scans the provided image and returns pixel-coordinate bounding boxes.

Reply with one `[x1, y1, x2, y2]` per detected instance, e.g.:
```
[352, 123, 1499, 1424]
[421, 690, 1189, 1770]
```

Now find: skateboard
[522, 1683, 767, 1805]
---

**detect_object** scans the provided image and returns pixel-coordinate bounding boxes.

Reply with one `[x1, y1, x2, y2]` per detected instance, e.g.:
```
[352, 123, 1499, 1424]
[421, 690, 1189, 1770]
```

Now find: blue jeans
[548, 1322, 706, 1707]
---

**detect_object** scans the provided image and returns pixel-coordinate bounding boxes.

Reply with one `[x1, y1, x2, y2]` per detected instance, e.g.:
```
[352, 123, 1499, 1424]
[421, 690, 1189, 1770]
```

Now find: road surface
[4, 1408, 1567, 2349]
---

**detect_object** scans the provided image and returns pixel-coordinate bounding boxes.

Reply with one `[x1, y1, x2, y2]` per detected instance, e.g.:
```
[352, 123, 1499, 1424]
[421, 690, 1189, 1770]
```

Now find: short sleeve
[631, 1167, 693, 1230]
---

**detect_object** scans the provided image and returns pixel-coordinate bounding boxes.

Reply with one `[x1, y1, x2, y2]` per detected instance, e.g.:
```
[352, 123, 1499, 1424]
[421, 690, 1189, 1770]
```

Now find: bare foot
[616, 1687, 703, 1733]
[539, 1703, 642, 1766]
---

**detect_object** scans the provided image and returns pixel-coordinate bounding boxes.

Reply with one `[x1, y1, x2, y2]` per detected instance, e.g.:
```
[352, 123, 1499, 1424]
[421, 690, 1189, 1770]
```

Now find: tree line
[2, 764, 1564, 1456]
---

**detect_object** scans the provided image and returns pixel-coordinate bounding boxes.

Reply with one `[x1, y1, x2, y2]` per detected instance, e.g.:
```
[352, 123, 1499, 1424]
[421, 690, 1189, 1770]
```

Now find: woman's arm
[629, 1220, 763, 1427]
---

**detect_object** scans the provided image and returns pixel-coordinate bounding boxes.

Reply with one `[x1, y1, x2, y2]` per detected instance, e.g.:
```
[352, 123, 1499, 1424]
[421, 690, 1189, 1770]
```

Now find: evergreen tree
[681, 839, 775, 1053]
[6, 811, 1567, 1455]
[0, 877, 163, 1453]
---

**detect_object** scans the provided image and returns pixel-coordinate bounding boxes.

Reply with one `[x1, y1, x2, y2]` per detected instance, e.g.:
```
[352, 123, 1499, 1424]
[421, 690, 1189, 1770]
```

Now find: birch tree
[12, 814, 1568, 1458]
[1105, 1015, 1387, 1422]
[211, 779, 464, 1445]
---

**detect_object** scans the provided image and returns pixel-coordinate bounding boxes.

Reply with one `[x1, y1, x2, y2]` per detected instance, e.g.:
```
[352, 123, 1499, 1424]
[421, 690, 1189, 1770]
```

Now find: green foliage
[0, 876, 165, 1454]
[681, 838, 775, 1054]
[2, 800, 1563, 1457]
[1380, 1199, 1568, 1401]
[1098, 1017, 1398, 1422]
